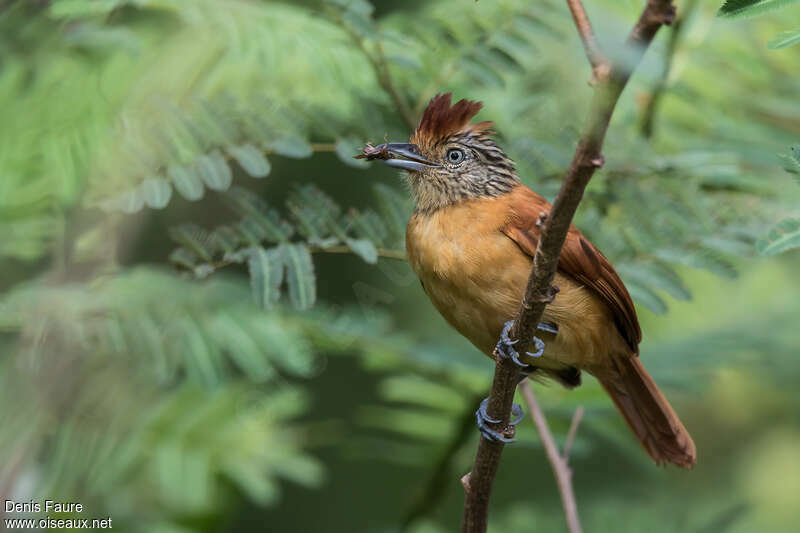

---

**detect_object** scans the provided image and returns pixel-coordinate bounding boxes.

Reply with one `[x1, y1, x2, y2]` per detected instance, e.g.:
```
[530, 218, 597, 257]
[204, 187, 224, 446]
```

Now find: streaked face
[361, 93, 520, 211]
[374, 131, 520, 212]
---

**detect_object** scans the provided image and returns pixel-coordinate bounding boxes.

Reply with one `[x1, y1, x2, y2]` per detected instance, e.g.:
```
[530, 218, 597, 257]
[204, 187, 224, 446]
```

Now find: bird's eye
[446, 148, 465, 164]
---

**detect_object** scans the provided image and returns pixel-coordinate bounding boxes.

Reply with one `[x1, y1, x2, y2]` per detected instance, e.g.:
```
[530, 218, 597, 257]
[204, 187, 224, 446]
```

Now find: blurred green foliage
[0, 0, 799, 532]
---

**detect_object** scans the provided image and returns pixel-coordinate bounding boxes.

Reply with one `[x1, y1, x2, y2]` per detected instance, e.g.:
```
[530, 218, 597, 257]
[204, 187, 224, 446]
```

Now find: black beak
[376, 143, 439, 171]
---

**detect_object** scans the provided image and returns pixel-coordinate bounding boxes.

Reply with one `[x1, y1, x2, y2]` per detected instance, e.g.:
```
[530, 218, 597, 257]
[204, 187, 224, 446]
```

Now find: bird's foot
[494, 320, 557, 366]
[475, 398, 523, 443]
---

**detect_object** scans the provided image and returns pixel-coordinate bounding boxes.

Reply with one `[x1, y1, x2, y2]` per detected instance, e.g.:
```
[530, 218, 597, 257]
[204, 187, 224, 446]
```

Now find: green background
[1, 1, 799, 532]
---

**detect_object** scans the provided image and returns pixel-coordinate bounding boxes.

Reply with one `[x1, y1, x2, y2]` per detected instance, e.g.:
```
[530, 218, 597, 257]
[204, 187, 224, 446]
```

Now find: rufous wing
[501, 185, 642, 353]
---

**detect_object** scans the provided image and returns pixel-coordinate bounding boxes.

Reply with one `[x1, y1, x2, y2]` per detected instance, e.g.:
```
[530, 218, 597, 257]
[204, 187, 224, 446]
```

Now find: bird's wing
[501, 185, 642, 352]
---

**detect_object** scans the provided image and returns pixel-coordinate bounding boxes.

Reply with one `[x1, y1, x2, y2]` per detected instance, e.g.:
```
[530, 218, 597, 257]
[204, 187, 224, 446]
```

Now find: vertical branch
[565, 0, 610, 84]
[364, 40, 417, 130]
[562, 406, 585, 461]
[640, 0, 698, 138]
[332, 10, 417, 130]
[520, 382, 582, 533]
[461, 2, 676, 532]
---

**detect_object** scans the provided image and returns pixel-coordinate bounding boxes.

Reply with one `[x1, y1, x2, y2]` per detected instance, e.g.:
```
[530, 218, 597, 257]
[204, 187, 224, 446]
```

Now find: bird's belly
[407, 208, 617, 371]
[419, 268, 517, 357]
[419, 266, 605, 369]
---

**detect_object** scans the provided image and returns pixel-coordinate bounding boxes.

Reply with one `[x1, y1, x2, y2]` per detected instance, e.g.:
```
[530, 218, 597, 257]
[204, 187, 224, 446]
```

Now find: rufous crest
[410, 93, 494, 149]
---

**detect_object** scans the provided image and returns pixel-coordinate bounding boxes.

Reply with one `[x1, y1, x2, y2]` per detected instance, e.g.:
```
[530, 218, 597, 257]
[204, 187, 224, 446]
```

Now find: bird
[359, 93, 696, 468]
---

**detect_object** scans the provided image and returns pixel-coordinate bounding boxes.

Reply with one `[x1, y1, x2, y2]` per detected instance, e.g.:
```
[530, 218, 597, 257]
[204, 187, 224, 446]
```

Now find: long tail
[597, 356, 696, 468]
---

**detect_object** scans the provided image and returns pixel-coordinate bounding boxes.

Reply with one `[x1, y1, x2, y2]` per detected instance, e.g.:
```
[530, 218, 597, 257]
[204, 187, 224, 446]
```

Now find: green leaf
[379, 375, 467, 412]
[767, 29, 800, 49]
[330, 0, 376, 39]
[655, 248, 738, 280]
[717, 0, 800, 19]
[490, 32, 532, 64]
[779, 145, 800, 176]
[250, 321, 315, 377]
[118, 189, 145, 213]
[179, 317, 223, 387]
[345, 238, 378, 264]
[134, 315, 174, 383]
[106, 188, 145, 214]
[211, 313, 275, 381]
[142, 178, 173, 209]
[286, 185, 344, 242]
[169, 248, 199, 271]
[617, 262, 691, 302]
[193, 101, 238, 147]
[266, 138, 313, 159]
[688, 250, 738, 279]
[280, 244, 316, 310]
[196, 150, 232, 191]
[326, 0, 374, 16]
[460, 57, 504, 88]
[246, 247, 284, 309]
[625, 280, 668, 314]
[223, 464, 280, 505]
[335, 137, 369, 168]
[210, 226, 241, 255]
[168, 164, 205, 201]
[236, 218, 268, 246]
[168, 224, 214, 262]
[227, 144, 271, 178]
[345, 209, 389, 246]
[50, 0, 126, 18]
[373, 183, 410, 240]
[269, 455, 324, 487]
[225, 187, 293, 242]
[756, 218, 800, 256]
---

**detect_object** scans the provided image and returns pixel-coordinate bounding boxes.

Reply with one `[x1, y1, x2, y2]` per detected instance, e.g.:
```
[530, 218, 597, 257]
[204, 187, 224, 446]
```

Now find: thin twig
[182, 243, 406, 277]
[461, 2, 676, 532]
[521, 381, 582, 533]
[565, 0, 610, 84]
[326, 6, 416, 130]
[640, 0, 697, 138]
[370, 40, 417, 130]
[221, 142, 337, 167]
[309, 143, 338, 152]
[562, 406, 584, 461]
[310, 244, 407, 260]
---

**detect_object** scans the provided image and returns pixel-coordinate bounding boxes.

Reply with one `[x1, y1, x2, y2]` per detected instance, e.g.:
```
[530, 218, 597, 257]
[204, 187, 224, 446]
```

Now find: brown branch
[562, 406, 584, 462]
[461, 2, 676, 532]
[521, 382, 582, 533]
[565, 0, 610, 84]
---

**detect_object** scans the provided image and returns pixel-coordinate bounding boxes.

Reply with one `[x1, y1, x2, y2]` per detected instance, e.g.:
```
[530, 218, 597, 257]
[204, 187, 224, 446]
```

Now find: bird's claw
[495, 320, 556, 365]
[476, 398, 523, 443]
[484, 321, 557, 439]
[526, 336, 546, 358]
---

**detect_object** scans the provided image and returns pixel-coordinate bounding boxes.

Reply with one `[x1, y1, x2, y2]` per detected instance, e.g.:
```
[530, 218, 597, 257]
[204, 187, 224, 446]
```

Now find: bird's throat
[406, 171, 520, 214]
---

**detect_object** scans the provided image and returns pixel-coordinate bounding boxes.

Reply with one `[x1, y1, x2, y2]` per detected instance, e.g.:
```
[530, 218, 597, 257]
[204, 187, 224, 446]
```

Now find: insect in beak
[355, 143, 439, 171]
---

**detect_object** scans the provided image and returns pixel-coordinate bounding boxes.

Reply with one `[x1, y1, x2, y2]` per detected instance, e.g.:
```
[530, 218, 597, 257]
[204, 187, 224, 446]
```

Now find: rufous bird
[359, 93, 696, 468]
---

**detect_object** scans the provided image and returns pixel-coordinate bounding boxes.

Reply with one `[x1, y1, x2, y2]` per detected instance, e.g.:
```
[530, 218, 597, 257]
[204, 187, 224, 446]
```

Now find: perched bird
[359, 93, 696, 468]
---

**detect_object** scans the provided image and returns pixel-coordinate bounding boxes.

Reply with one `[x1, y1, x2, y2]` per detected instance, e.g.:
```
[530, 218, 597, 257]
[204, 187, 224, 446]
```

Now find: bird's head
[361, 93, 519, 212]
